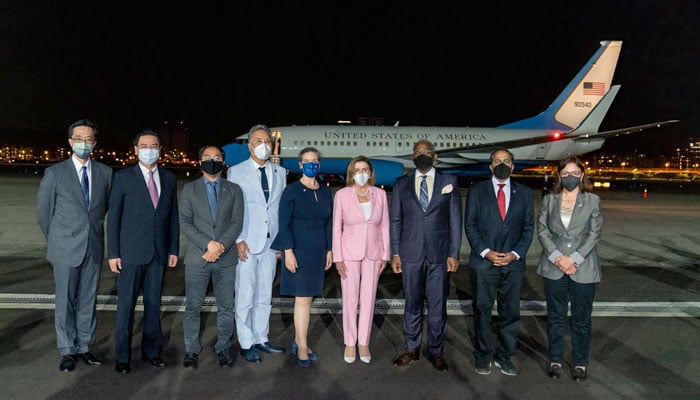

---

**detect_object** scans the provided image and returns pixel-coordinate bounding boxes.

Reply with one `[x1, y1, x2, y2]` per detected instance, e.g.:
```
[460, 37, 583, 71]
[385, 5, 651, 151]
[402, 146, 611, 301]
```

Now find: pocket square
[441, 184, 453, 194]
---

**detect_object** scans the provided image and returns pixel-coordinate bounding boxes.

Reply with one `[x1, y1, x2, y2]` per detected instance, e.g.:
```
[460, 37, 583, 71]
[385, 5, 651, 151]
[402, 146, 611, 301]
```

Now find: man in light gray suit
[180, 145, 244, 369]
[37, 119, 112, 372]
[227, 124, 287, 362]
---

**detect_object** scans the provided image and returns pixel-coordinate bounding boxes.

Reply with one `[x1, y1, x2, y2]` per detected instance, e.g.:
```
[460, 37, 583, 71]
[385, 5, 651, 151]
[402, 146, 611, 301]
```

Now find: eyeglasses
[201, 156, 222, 161]
[71, 136, 96, 144]
[492, 159, 513, 166]
[413, 149, 434, 156]
[251, 138, 272, 145]
[560, 170, 583, 177]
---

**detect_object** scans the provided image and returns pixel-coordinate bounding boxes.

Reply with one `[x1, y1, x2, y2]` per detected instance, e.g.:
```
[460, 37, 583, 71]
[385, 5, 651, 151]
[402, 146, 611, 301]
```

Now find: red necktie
[497, 183, 506, 221]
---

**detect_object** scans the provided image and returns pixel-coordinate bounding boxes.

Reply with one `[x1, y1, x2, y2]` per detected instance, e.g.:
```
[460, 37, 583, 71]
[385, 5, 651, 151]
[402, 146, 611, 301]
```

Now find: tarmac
[0, 172, 699, 400]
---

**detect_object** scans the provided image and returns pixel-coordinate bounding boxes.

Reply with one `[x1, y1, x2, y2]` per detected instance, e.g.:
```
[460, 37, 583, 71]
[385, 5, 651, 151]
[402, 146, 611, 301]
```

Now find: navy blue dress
[271, 180, 332, 297]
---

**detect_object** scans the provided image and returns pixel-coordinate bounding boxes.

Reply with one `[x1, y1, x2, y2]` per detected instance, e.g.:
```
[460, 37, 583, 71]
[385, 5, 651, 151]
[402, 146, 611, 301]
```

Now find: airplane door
[396, 138, 405, 153]
[271, 129, 281, 155]
[536, 143, 547, 159]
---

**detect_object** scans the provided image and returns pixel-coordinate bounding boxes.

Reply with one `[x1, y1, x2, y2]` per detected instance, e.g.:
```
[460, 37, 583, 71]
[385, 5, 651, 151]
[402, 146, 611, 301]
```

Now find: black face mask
[493, 163, 512, 180]
[561, 176, 581, 191]
[413, 154, 434, 171]
[201, 159, 224, 175]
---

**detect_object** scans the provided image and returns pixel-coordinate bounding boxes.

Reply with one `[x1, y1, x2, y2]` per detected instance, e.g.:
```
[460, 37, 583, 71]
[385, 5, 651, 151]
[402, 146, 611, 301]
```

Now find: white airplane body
[222, 41, 677, 186]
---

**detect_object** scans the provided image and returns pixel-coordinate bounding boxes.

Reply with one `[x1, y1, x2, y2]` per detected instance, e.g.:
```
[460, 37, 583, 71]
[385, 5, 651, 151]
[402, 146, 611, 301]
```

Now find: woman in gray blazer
[537, 156, 602, 382]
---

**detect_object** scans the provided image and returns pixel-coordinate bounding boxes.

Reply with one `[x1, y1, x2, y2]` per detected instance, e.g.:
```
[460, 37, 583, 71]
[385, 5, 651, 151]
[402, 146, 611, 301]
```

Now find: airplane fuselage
[266, 125, 603, 167]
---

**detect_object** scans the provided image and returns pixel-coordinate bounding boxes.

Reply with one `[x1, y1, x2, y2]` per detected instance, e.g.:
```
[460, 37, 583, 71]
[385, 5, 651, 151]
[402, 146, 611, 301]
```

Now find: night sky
[1, 1, 698, 155]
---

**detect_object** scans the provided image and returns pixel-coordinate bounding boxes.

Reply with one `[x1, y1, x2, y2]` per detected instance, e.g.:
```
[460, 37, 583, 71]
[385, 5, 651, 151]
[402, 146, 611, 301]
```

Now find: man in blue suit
[390, 139, 462, 372]
[37, 119, 112, 372]
[107, 129, 180, 374]
[465, 148, 534, 377]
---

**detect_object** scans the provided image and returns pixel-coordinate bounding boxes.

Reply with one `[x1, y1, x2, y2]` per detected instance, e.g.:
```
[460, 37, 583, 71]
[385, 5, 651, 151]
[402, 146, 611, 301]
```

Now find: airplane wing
[571, 120, 680, 141]
[430, 118, 679, 164]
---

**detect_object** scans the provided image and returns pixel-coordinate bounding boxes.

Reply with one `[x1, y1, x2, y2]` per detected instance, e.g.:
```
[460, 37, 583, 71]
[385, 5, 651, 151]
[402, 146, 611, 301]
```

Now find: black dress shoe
[548, 363, 562, 379]
[183, 352, 199, 369]
[254, 342, 285, 354]
[142, 356, 167, 367]
[78, 351, 103, 365]
[392, 350, 419, 366]
[217, 350, 233, 367]
[573, 366, 587, 382]
[115, 363, 130, 374]
[59, 355, 77, 372]
[428, 355, 448, 371]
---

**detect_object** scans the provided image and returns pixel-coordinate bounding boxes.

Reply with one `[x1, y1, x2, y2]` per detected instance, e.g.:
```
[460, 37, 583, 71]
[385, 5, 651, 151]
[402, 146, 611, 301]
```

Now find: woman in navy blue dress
[271, 147, 332, 367]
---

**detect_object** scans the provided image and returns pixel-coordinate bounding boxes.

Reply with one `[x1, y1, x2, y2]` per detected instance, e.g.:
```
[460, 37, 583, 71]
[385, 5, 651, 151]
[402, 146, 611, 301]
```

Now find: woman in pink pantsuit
[332, 156, 390, 364]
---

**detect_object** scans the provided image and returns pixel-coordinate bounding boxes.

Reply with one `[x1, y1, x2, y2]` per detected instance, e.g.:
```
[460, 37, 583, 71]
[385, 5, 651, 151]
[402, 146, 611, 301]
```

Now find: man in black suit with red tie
[465, 148, 534, 377]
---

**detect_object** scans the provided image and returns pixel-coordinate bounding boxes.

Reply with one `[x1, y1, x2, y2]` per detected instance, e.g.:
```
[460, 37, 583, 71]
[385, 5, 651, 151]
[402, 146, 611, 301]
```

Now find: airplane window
[333, 141, 337, 146]
[314, 141, 317, 146]
[366, 142, 370, 147]
[293, 140, 298, 146]
[353, 141, 357, 146]
[372, 142, 376, 147]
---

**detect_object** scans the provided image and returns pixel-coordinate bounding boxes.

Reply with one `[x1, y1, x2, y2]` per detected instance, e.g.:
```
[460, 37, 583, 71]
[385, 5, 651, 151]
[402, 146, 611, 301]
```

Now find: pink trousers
[341, 259, 383, 346]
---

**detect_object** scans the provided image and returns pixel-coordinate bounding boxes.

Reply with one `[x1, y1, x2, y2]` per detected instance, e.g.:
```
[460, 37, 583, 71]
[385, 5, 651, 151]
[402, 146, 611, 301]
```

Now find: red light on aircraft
[552, 131, 563, 139]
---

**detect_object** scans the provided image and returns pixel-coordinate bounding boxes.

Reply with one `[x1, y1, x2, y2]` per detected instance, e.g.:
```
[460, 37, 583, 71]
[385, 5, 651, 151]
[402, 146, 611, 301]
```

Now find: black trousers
[471, 267, 524, 363]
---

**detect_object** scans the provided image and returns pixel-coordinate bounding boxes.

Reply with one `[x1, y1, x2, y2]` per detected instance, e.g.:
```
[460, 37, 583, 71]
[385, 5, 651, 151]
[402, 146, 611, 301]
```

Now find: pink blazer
[332, 185, 390, 262]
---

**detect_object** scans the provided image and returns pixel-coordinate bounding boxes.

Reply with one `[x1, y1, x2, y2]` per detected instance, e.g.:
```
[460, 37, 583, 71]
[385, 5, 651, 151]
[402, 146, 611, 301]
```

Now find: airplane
[222, 40, 678, 187]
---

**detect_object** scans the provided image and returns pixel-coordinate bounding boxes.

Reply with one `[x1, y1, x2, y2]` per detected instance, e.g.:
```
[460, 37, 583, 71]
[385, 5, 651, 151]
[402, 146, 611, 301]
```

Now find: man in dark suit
[390, 139, 462, 372]
[465, 148, 534, 377]
[37, 119, 112, 372]
[107, 129, 179, 374]
[179, 145, 244, 369]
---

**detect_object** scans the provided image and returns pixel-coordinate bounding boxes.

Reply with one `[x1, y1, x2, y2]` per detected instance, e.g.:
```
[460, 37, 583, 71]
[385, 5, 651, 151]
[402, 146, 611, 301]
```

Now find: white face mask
[354, 172, 370, 186]
[253, 143, 271, 160]
[138, 148, 160, 165]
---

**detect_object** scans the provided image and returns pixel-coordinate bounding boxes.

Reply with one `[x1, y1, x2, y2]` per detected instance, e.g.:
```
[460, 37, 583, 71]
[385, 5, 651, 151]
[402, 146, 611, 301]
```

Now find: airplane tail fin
[499, 40, 622, 131]
[570, 85, 620, 134]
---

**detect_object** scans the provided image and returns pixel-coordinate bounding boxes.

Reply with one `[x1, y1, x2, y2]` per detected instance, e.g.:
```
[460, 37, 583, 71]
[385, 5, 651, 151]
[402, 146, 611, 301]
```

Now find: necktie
[259, 166, 269, 202]
[206, 181, 218, 222]
[497, 183, 506, 221]
[148, 170, 159, 208]
[419, 175, 429, 211]
[80, 166, 89, 208]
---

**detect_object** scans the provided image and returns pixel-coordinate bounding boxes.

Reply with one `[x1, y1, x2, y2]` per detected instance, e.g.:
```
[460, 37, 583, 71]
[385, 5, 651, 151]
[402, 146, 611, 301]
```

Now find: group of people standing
[37, 120, 602, 382]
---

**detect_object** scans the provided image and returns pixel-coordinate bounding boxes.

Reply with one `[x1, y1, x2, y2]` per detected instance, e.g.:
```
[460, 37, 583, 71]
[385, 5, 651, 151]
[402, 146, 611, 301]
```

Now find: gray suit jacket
[179, 177, 244, 268]
[37, 158, 112, 267]
[536, 191, 603, 283]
